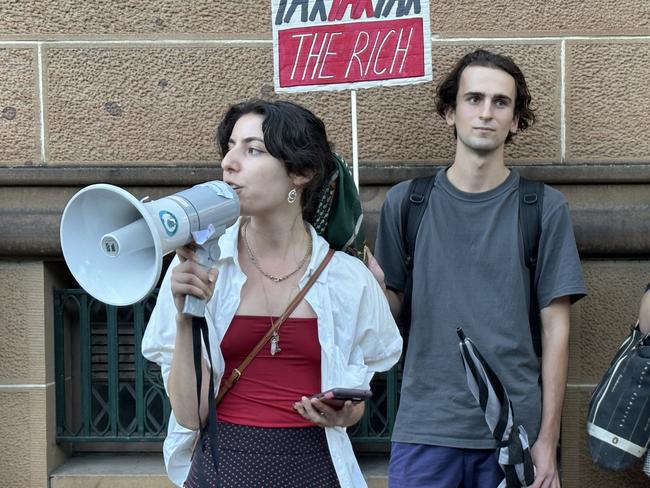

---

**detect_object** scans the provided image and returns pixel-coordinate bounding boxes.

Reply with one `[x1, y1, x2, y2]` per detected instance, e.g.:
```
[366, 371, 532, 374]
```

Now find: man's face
[445, 65, 519, 155]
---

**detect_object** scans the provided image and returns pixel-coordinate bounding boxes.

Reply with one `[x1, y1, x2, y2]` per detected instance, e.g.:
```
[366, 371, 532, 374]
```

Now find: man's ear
[510, 114, 519, 135]
[445, 106, 456, 127]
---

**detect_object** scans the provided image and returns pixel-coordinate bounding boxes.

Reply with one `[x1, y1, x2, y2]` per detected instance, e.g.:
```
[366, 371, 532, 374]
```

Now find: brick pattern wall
[0, 2, 649, 487]
[0, 2, 647, 167]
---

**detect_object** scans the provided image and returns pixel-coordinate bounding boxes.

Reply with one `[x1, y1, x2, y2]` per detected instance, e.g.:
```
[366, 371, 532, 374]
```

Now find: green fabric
[314, 154, 365, 259]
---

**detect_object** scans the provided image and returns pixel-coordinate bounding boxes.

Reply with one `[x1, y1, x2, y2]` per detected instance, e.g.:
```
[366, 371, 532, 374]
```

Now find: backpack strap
[399, 174, 437, 337]
[518, 176, 544, 358]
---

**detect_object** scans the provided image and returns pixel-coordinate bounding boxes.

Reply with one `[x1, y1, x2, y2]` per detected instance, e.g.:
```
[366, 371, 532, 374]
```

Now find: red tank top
[217, 315, 321, 427]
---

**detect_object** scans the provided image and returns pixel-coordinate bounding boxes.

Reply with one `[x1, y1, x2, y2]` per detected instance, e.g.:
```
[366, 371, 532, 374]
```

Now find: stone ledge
[2, 182, 650, 257]
[358, 454, 390, 488]
[50, 453, 388, 488]
[3, 163, 650, 186]
[50, 453, 175, 488]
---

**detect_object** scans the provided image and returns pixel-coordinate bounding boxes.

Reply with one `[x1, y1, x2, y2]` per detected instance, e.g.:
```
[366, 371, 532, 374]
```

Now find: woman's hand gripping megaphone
[171, 244, 220, 317]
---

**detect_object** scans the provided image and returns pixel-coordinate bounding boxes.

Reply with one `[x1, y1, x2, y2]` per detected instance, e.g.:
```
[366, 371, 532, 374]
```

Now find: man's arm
[530, 295, 571, 488]
[639, 286, 650, 334]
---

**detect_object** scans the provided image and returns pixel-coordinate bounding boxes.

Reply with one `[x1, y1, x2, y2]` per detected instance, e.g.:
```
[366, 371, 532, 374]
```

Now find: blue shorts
[389, 442, 505, 488]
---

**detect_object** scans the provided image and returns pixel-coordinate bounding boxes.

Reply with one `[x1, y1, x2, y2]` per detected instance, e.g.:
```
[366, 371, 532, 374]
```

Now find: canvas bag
[587, 322, 650, 471]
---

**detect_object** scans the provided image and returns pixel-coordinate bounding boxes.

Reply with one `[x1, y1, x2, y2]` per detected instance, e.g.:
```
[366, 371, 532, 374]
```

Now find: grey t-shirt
[375, 168, 586, 448]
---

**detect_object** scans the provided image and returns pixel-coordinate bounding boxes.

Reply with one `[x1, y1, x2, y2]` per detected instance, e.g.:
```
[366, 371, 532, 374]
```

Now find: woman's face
[221, 113, 301, 217]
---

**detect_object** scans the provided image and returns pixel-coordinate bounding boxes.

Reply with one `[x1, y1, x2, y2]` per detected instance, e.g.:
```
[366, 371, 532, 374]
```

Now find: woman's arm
[291, 252, 402, 428]
[167, 314, 211, 429]
[165, 247, 218, 429]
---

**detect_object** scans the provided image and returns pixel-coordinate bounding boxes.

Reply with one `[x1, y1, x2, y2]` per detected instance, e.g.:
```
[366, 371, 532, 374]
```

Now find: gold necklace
[243, 220, 312, 283]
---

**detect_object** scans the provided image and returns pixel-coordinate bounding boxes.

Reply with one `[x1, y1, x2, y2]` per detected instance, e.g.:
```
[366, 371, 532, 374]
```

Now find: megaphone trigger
[208, 240, 222, 262]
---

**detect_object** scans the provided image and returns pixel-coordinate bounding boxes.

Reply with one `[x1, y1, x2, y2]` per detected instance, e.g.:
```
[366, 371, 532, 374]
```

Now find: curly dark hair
[216, 100, 335, 224]
[435, 49, 535, 144]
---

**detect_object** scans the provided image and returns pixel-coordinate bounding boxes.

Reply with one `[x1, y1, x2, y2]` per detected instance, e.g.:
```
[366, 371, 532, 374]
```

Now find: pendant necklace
[270, 330, 281, 356]
[260, 278, 296, 356]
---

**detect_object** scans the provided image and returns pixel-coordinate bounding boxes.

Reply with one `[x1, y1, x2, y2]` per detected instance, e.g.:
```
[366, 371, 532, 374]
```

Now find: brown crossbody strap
[216, 248, 335, 405]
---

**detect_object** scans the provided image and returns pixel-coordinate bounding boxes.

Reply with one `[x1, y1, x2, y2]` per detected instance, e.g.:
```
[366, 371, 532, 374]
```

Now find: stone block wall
[0, 2, 649, 487]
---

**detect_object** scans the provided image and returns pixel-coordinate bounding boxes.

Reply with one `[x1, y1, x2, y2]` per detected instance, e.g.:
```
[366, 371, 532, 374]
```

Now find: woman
[142, 100, 402, 488]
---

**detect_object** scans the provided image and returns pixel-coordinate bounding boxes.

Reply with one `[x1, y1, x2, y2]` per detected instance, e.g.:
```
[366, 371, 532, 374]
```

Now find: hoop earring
[287, 188, 297, 204]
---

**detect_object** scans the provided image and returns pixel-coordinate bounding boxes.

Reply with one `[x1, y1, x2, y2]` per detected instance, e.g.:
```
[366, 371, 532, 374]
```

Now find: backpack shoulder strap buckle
[409, 193, 425, 204]
[523, 193, 538, 205]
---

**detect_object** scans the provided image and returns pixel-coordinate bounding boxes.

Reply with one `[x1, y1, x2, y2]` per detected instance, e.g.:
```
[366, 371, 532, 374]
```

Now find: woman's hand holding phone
[292, 388, 370, 428]
[293, 395, 365, 428]
[311, 388, 372, 409]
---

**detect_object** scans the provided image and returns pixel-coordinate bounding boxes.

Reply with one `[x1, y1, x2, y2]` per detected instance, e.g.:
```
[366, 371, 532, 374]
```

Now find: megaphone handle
[182, 241, 222, 317]
[183, 294, 207, 317]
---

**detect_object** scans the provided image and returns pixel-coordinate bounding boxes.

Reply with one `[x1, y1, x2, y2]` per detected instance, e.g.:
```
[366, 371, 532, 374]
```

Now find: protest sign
[272, 0, 432, 92]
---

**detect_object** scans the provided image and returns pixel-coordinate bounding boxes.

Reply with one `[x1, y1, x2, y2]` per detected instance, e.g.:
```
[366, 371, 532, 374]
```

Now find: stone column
[0, 261, 66, 487]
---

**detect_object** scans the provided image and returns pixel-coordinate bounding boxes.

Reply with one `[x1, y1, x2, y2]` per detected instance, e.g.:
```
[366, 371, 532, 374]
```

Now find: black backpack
[399, 171, 544, 357]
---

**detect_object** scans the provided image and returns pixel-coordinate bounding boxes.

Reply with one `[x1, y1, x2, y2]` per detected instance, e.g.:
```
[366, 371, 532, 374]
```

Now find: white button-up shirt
[142, 220, 402, 487]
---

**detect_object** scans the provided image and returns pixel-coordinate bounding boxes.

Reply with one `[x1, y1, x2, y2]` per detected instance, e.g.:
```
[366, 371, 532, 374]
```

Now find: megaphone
[60, 180, 239, 316]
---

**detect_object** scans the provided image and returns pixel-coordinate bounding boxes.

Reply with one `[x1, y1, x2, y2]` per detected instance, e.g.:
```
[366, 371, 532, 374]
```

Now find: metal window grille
[54, 289, 399, 446]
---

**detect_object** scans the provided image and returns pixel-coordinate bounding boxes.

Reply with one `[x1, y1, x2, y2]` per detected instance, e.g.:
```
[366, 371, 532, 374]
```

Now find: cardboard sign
[272, 0, 432, 92]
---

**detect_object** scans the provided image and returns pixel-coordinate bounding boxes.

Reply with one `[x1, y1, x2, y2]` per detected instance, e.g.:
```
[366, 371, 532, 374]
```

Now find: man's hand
[365, 246, 403, 318]
[529, 437, 560, 488]
[365, 245, 387, 290]
[638, 289, 650, 334]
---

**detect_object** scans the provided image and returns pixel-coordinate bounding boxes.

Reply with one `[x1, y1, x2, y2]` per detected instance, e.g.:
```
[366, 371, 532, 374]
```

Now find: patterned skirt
[184, 422, 341, 488]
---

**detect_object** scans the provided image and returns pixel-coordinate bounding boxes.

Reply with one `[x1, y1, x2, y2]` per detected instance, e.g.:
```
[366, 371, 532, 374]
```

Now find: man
[371, 50, 587, 487]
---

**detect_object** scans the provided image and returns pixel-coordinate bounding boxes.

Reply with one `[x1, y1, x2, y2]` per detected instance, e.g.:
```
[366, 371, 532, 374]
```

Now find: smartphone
[311, 388, 372, 409]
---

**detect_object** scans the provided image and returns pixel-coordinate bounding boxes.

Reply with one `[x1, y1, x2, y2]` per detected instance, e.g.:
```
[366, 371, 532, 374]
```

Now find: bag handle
[216, 248, 335, 404]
